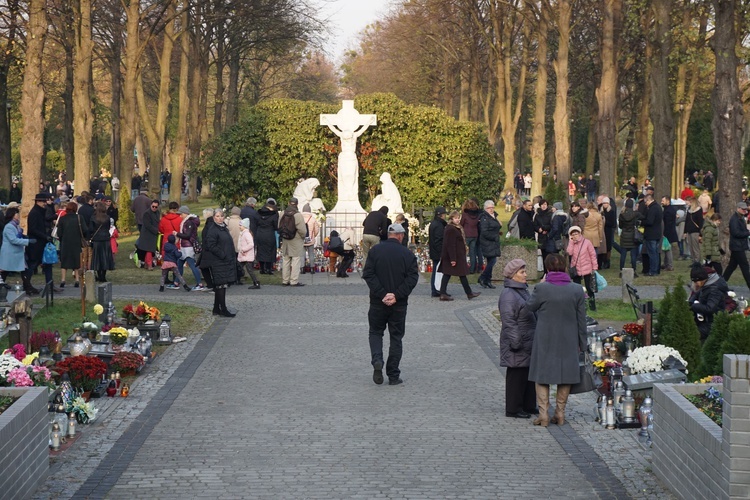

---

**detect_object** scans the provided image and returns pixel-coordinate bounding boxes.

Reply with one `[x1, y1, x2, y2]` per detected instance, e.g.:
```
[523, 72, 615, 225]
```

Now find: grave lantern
[50, 422, 61, 450]
[159, 314, 171, 342]
[67, 413, 76, 438]
[639, 396, 653, 438]
[621, 390, 637, 423]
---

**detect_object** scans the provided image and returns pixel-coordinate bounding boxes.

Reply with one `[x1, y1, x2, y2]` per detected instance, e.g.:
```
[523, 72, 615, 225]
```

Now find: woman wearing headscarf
[202, 208, 237, 317]
[438, 210, 481, 301]
[255, 198, 279, 275]
[238, 218, 261, 290]
[56, 201, 83, 288]
[526, 254, 587, 427]
[498, 259, 537, 419]
[89, 201, 115, 282]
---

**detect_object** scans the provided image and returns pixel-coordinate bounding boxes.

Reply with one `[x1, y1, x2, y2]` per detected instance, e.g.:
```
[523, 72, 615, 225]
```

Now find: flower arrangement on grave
[622, 322, 643, 337]
[108, 327, 129, 346]
[54, 356, 108, 392]
[684, 386, 723, 427]
[110, 352, 145, 374]
[0, 352, 23, 380]
[593, 358, 621, 375]
[74, 319, 102, 337]
[697, 375, 723, 384]
[123, 301, 160, 323]
[93, 303, 104, 315]
[30, 330, 58, 353]
[3, 343, 26, 361]
[68, 396, 98, 424]
[627, 345, 687, 375]
[4, 365, 54, 388]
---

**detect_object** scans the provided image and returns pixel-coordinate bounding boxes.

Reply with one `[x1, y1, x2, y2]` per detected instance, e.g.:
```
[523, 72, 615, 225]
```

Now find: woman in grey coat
[526, 253, 587, 427]
[498, 259, 537, 419]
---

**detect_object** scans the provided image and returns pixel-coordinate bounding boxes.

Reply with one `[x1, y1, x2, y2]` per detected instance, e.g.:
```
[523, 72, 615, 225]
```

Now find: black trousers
[337, 250, 355, 277]
[505, 367, 537, 414]
[724, 250, 750, 287]
[368, 302, 407, 380]
[439, 274, 472, 295]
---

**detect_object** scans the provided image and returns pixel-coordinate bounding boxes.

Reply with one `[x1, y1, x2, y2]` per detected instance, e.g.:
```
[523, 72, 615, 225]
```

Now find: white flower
[0, 353, 23, 379]
[627, 345, 687, 374]
[728, 291, 737, 298]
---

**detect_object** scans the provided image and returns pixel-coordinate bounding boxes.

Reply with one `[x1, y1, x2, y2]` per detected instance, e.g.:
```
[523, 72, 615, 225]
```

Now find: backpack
[278, 211, 297, 240]
[328, 235, 344, 254]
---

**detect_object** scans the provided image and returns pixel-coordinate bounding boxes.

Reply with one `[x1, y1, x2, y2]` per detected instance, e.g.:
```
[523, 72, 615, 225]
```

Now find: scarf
[545, 271, 571, 286]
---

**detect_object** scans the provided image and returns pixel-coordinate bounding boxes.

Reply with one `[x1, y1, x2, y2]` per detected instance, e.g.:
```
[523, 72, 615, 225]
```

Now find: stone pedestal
[84, 270, 96, 302]
[96, 283, 112, 323]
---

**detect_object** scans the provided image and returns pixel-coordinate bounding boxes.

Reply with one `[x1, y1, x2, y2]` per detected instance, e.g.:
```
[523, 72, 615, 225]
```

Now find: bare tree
[595, 0, 621, 197]
[649, 0, 674, 199]
[72, 0, 94, 187]
[0, 0, 21, 191]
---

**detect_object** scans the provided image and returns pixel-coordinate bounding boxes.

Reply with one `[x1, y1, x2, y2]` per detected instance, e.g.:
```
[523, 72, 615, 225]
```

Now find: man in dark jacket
[240, 197, 260, 233]
[361, 206, 389, 269]
[585, 175, 597, 203]
[723, 202, 750, 288]
[362, 223, 419, 386]
[690, 265, 730, 342]
[642, 195, 663, 276]
[25, 193, 54, 294]
[661, 196, 679, 271]
[138, 200, 161, 270]
[131, 190, 151, 231]
[428, 207, 447, 297]
[516, 200, 535, 240]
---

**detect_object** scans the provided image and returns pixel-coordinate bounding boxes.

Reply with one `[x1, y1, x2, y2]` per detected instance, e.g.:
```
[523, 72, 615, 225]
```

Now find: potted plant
[54, 356, 108, 393]
[29, 330, 58, 353]
[108, 327, 129, 352]
[110, 352, 145, 376]
[123, 301, 161, 325]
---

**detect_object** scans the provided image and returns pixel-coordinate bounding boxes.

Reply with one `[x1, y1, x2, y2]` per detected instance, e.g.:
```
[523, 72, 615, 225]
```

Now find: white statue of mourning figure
[371, 172, 404, 215]
[293, 178, 326, 213]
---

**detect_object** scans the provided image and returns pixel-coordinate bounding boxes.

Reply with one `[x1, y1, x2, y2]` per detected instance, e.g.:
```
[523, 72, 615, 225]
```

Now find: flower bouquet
[5, 365, 54, 388]
[30, 330, 58, 353]
[0, 352, 24, 382]
[685, 386, 723, 427]
[68, 396, 98, 424]
[108, 327, 129, 345]
[627, 345, 687, 375]
[622, 322, 644, 336]
[123, 301, 161, 324]
[3, 343, 26, 361]
[110, 351, 145, 375]
[593, 358, 621, 375]
[54, 356, 108, 392]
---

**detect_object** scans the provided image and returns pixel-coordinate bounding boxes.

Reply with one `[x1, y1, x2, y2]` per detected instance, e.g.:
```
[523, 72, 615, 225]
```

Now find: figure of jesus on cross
[320, 101, 377, 206]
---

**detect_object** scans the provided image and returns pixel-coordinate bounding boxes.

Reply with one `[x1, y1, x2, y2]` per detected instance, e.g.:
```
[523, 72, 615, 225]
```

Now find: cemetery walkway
[35, 276, 680, 499]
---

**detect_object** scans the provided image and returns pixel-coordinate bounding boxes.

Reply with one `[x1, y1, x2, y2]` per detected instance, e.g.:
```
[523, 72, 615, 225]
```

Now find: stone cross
[320, 101, 377, 208]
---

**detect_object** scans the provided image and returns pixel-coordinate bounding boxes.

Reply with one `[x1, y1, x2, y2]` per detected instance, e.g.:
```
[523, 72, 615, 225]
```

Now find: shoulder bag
[78, 216, 90, 248]
[569, 240, 583, 278]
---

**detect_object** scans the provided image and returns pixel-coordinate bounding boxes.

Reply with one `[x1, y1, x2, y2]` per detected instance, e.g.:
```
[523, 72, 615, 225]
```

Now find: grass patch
[0, 395, 17, 416]
[0, 298, 209, 351]
[586, 299, 661, 323]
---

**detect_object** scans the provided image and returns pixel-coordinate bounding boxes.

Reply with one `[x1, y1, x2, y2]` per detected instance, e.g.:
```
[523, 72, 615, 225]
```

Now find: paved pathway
[35, 273, 679, 499]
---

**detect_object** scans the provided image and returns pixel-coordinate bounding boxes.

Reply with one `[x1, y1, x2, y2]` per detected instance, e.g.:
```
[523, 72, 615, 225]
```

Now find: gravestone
[96, 283, 112, 323]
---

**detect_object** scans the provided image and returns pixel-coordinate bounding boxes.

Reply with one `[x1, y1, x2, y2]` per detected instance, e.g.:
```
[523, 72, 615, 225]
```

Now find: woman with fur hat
[498, 259, 537, 419]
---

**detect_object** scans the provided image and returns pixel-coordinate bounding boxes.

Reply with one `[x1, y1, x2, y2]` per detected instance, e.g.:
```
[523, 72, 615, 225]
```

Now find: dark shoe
[74, 281, 80, 288]
[183, 284, 191, 291]
[506, 411, 531, 419]
[59, 281, 65, 288]
[282, 282, 290, 286]
[431, 292, 441, 297]
[477, 278, 488, 289]
[291, 283, 305, 287]
[388, 378, 403, 386]
[159, 286, 165, 292]
[524, 408, 540, 415]
[486, 282, 496, 289]
[467, 292, 481, 300]
[212, 307, 221, 315]
[248, 284, 261, 290]
[220, 310, 236, 318]
[373, 361, 384, 385]
[439, 294, 454, 301]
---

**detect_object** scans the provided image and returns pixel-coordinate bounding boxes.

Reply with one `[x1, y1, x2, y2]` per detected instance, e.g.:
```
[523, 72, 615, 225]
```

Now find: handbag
[633, 221, 644, 244]
[570, 353, 602, 395]
[42, 242, 58, 264]
[78, 216, 90, 248]
[569, 240, 583, 278]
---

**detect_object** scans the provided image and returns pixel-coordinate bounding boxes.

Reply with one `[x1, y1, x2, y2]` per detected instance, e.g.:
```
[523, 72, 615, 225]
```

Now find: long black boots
[214, 287, 236, 318]
[22, 273, 40, 296]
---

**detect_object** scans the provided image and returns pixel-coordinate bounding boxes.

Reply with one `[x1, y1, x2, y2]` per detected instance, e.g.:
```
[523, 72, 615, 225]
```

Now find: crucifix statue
[320, 101, 377, 210]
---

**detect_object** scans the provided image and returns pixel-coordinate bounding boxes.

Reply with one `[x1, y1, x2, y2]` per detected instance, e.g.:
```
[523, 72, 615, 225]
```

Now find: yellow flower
[93, 304, 104, 315]
[22, 352, 39, 365]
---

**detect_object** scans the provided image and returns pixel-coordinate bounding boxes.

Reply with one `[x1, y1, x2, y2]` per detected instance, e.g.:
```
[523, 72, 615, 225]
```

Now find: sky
[318, 0, 394, 62]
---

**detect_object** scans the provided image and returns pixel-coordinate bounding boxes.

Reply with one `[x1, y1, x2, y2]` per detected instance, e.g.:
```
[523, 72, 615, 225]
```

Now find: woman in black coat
[533, 200, 553, 265]
[56, 202, 83, 287]
[478, 201, 502, 289]
[201, 209, 237, 317]
[438, 210, 480, 301]
[89, 202, 114, 282]
[255, 201, 279, 274]
[498, 259, 537, 419]
[137, 200, 161, 270]
[618, 198, 643, 274]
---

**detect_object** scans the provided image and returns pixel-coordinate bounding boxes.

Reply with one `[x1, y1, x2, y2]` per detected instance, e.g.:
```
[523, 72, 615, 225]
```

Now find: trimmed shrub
[660, 278, 702, 379]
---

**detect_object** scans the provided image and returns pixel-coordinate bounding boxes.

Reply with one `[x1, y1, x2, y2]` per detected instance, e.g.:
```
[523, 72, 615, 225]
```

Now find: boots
[551, 384, 571, 425]
[215, 288, 236, 317]
[248, 282, 261, 290]
[588, 297, 597, 311]
[533, 384, 550, 427]
[21, 274, 40, 296]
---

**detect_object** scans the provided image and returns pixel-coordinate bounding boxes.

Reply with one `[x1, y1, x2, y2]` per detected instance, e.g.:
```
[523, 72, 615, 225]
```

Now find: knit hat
[503, 259, 527, 279]
[690, 264, 709, 282]
[289, 197, 298, 206]
[553, 202, 563, 211]
[240, 218, 250, 229]
[568, 225, 582, 235]
[738, 202, 748, 210]
[266, 198, 277, 206]
[230, 206, 241, 216]
[167, 234, 176, 244]
[178, 205, 190, 214]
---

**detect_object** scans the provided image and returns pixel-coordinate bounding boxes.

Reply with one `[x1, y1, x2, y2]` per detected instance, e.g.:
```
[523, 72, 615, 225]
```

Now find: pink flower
[31, 365, 51, 381]
[7, 367, 33, 387]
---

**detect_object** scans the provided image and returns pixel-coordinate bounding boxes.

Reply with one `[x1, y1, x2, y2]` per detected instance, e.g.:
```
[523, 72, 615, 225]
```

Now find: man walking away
[723, 202, 750, 288]
[361, 206, 390, 269]
[363, 223, 419, 386]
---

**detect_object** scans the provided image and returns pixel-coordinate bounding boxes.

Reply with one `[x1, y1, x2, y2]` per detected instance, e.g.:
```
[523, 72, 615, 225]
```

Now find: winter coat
[728, 212, 750, 252]
[201, 222, 238, 286]
[0, 220, 29, 272]
[618, 208, 642, 249]
[176, 215, 200, 249]
[362, 239, 419, 306]
[255, 206, 279, 263]
[498, 278, 536, 368]
[533, 207, 552, 250]
[685, 207, 703, 235]
[642, 202, 664, 241]
[225, 215, 242, 252]
[278, 207, 306, 257]
[516, 208, 536, 240]
[362, 209, 389, 239]
[701, 219, 721, 262]
[162, 241, 182, 264]
[567, 236, 598, 277]
[25, 204, 48, 269]
[569, 210, 587, 231]
[662, 205, 679, 243]
[478, 211, 502, 258]
[57, 213, 83, 269]
[461, 209, 481, 239]
[238, 229, 256, 262]
[131, 194, 151, 226]
[77, 203, 94, 234]
[547, 212, 569, 253]
[698, 192, 712, 213]
[158, 212, 183, 250]
[302, 213, 319, 247]
[138, 209, 161, 253]
[526, 278, 587, 384]
[428, 216, 447, 261]
[582, 210, 604, 249]
[240, 206, 260, 234]
[689, 273, 730, 341]
[439, 223, 469, 276]
[586, 178, 597, 194]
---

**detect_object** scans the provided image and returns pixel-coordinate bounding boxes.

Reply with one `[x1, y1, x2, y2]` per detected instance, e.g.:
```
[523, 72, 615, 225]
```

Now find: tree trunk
[170, 8, 190, 203]
[19, 0, 47, 224]
[109, 30, 122, 179]
[213, 14, 225, 137]
[586, 104, 596, 175]
[72, 0, 94, 190]
[649, 0, 674, 200]
[530, 4, 548, 199]
[636, 9, 652, 187]
[225, 51, 240, 128]
[595, 0, 620, 197]
[120, 0, 140, 196]
[63, 45, 74, 182]
[711, 0, 744, 261]
[552, 0, 571, 189]
[0, 0, 18, 192]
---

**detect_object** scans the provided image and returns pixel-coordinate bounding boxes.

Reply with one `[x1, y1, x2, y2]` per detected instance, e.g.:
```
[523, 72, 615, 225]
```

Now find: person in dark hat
[690, 264, 730, 342]
[723, 202, 750, 288]
[428, 206, 447, 297]
[24, 193, 56, 294]
[255, 198, 279, 275]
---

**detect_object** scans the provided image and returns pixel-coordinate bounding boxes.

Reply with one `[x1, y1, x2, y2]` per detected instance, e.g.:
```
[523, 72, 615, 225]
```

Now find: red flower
[55, 356, 108, 391]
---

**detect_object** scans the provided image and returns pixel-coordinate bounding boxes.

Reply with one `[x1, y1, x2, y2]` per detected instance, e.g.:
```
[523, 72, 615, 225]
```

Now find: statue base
[325, 202, 367, 243]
